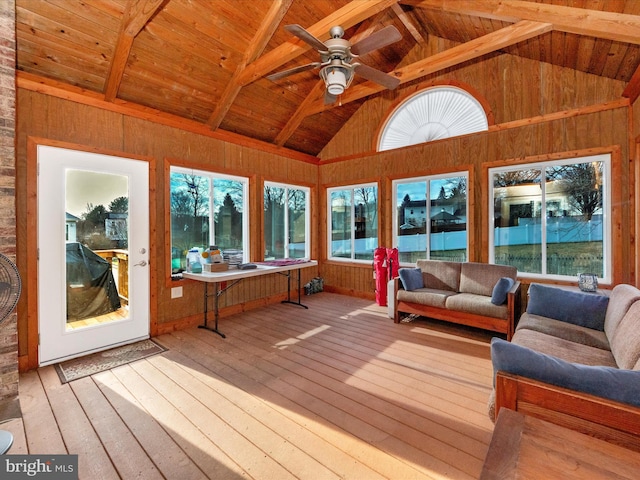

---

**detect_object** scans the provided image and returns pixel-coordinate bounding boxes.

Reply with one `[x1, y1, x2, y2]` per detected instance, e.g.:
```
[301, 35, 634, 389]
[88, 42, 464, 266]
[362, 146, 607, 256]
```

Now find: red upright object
[374, 247, 388, 306]
[386, 247, 399, 280]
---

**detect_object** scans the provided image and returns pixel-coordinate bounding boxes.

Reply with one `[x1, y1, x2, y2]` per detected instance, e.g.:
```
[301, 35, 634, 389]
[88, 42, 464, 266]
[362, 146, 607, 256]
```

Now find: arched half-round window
[378, 86, 489, 151]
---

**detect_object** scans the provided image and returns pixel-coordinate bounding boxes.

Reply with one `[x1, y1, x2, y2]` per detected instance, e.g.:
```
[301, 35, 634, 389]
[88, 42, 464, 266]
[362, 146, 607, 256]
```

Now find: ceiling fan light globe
[325, 69, 346, 95]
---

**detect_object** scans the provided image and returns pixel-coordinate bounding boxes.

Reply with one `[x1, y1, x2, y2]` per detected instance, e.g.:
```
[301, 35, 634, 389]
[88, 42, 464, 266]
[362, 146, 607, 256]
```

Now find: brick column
[0, 0, 18, 410]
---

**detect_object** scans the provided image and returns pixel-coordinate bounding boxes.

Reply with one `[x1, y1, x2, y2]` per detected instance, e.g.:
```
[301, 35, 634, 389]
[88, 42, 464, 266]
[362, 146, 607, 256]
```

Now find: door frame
[24, 137, 157, 370]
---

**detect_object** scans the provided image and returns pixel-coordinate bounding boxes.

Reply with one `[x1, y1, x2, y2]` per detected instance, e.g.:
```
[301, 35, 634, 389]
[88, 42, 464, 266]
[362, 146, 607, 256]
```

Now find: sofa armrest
[495, 371, 640, 452]
[506, 281, 521, 339]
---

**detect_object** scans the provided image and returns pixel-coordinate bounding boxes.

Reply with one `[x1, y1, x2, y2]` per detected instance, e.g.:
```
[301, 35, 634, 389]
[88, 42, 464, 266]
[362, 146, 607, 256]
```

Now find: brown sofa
[489, 283, 640, 451]
[393, 260, 520, 340]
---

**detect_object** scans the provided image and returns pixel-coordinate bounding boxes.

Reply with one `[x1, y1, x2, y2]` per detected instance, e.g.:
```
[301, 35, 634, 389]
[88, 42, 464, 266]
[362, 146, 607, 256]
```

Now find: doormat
[54, 339, 166, 384]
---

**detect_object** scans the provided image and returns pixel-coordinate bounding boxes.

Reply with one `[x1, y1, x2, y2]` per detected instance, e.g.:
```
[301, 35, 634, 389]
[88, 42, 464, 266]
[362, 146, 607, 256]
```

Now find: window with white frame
[328, 183, 378, 261]
[264, 182, 310, 259]
[489, 154, 611, 282]
[170, 166, 249, 272]
[393, 173, 469, 264]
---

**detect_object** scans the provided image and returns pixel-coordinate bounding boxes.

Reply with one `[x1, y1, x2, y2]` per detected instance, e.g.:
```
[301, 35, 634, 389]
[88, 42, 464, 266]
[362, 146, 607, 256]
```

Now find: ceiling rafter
[206, 0, 293, 130]
[391, 3, 426, 43]
[272, 12, 391, 147]
[402, 0, 640, 45]
[306, 19, 553, 116]
[237, 0, 399, 87]
[104, 0, 166, 102]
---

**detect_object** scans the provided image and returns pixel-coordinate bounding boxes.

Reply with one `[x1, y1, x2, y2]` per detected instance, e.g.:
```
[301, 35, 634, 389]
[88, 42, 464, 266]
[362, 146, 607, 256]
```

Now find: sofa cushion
[398, 267, 423, 291]
[459, 262, 517, 297]
[491, 277, 515, 305]
[608, 301, 640, 370]
[526, 283, 609, 331]
[445, 293, 509, 320]
[511, 328, 617, 367]
[416, 260, 461, 292]
[397, 288, 455, 308]
[516, 313, 610, 350]
[491, 338, 640, 408]
[604, 284, 640, 340]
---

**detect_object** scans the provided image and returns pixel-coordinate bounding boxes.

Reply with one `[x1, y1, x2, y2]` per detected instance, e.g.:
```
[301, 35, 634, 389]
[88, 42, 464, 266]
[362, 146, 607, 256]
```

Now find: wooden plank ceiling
[15, 0, 640, 157]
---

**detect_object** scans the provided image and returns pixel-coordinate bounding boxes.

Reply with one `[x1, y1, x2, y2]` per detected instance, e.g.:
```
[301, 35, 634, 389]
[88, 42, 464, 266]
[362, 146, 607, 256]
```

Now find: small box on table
[203, 262, 228, 272]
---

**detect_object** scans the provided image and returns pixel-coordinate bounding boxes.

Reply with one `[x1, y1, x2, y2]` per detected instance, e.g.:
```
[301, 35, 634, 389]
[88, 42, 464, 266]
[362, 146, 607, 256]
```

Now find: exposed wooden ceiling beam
[207, 0, 293, 130]
[402, 0, 640, 45]
[104, 0, 166, 102]
[237, 0, 399, 86]
[623, 63, 640, 104]
[391, 3, 426, 44]
[307, 19, 552, 115]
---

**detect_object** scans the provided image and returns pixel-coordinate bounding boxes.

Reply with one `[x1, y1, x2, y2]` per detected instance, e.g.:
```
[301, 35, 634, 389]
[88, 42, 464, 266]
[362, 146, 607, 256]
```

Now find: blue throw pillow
[527, 283, 609, 331]
[491, 338, 640, 408]
[491, 277, 515, 305]
[399, 268, 423, 291]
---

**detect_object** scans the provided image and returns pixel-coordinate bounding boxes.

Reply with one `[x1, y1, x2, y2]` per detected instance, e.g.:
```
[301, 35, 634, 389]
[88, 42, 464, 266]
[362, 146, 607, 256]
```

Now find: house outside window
[489, 154, 610, 282]
[393, 173, 468, 264]
[328, 183, 378, 261]
[170, 166, 249, 272]
[264, 182, 310, 259]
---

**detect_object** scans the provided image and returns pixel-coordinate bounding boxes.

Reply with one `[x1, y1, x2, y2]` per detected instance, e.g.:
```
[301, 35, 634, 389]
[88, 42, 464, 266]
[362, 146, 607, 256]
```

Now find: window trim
[169, 165, 250, 274]
[392, 172, 470, 266]
[488, 153, 612, 283]
[264, 180, 311, 260]
[327, 182, 379, 263]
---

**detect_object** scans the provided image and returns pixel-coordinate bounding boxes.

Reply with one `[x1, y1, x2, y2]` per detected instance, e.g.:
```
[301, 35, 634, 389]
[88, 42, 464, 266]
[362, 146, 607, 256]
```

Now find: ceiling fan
[267, 24, 402, 104]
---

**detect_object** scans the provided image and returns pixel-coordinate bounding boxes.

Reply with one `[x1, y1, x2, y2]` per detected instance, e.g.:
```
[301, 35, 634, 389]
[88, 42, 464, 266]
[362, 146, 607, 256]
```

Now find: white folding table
[182, 260, 318, 338]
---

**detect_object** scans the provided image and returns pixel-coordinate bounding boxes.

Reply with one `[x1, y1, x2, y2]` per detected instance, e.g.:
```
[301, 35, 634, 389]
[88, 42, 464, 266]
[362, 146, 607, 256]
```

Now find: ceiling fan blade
[285, 24, 327, 51]
[266, 62, 321, 81]
[353, 63, 400, 90]
[351, 25, 402, 56]
[324, 90, 337, 105]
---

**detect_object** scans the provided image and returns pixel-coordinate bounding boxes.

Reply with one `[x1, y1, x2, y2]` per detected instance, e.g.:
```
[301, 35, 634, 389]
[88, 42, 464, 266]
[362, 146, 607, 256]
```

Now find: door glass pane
[65, 169, 129, 330]
[493, 168, 543, 273]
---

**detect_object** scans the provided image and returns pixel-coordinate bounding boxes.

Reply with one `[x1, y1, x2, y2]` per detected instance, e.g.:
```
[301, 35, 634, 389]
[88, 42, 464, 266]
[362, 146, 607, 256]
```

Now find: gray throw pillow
[527, 283, 609, 331]
[491, 338, 640, 408]
[491, 277, 515, 305]
[398, 267, 423, 291]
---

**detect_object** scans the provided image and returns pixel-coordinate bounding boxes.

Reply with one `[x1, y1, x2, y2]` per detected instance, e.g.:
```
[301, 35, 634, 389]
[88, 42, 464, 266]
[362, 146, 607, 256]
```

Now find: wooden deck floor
[5, 293, 498, 479]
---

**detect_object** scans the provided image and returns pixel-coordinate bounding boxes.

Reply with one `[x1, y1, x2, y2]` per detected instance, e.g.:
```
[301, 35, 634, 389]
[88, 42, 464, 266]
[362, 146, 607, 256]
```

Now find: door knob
[134, 260, 148, 267]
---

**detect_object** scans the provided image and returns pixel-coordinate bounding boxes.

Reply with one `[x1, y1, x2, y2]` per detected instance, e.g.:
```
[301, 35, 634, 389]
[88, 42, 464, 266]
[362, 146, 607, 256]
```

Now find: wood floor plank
[217, 318, 480, 479]
[69, 376, 164, 479]
[162, 329, 435, 479]
[17, 369, 66, 454]
[153, 336, 389, 480]
[92, 369, 208, 480]
[38, 366, 119, 479]
[20, 293, 502, 480]
[109, 363, 249, 479]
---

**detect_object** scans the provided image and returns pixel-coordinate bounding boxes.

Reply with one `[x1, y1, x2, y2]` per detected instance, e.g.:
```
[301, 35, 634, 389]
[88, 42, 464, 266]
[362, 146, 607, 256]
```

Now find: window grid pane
[491, 157, 607, 280]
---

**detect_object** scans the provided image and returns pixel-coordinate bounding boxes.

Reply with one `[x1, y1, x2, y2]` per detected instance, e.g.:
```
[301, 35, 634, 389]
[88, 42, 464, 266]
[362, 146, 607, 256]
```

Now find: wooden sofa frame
[495, 371, 640, 452]
[393, 278, 521, 340]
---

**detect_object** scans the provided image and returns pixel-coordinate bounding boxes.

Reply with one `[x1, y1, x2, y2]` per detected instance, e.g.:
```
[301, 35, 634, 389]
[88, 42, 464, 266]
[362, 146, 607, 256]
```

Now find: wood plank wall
[15, 91, 319, 369]
[317, 45, 634, 300]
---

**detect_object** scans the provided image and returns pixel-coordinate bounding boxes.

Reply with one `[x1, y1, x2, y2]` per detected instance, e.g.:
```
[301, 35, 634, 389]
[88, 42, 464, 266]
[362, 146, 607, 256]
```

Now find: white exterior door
[37, 145, 150, 365]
